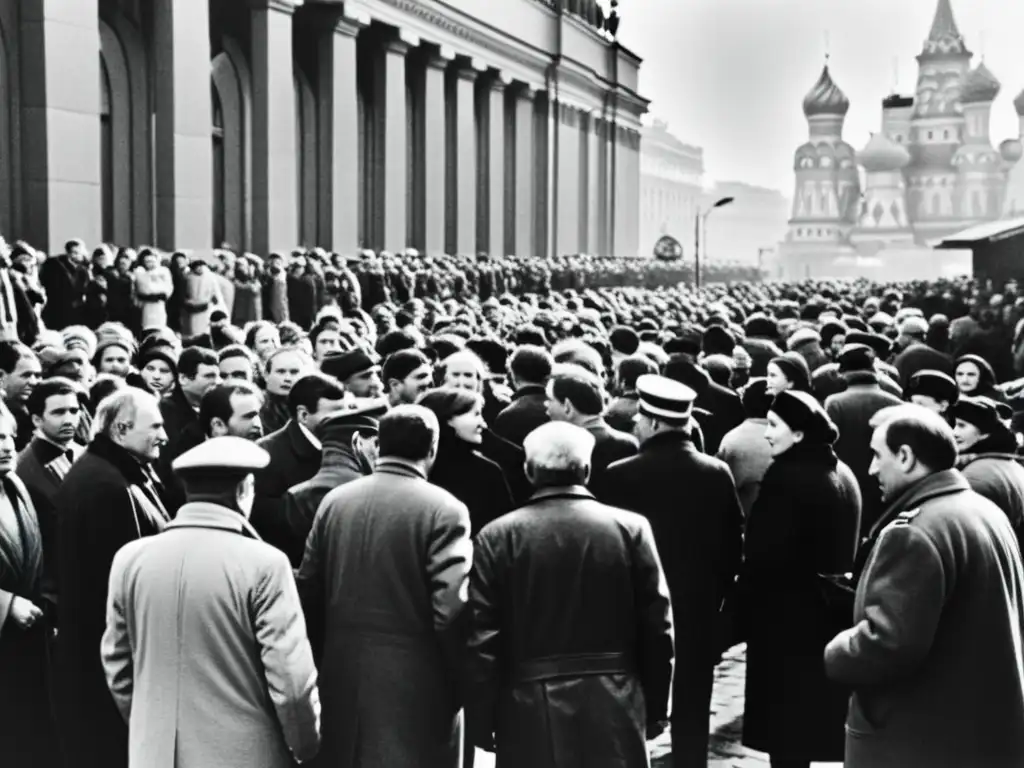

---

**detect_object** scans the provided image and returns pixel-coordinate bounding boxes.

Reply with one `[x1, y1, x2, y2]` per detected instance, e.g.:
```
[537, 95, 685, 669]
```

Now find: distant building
[776, 0, 1021, 279]
[638, 120, 705, 258]
[699, 181, 790, 267]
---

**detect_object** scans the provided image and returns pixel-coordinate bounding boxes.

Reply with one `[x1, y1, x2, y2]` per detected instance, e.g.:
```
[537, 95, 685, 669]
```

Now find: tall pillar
[251, 0, 298, 255]
[422, 48, 451, 257]
[317, 14, 363, 253]
[152, 0, 212, 252]
[587, 115, 604, 255]
[556, 103, 581, 256]
[381, 35, 410, 253]
[452, 60, 480, 255]
[486, 77, 507, 257]
[534, 92, 552, 259]
[511, 84, 535, 258]
[21, 0, 101, 251]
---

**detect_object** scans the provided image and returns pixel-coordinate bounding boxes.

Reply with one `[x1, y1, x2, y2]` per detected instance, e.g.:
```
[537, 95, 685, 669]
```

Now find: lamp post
[693, 196, 734, 289]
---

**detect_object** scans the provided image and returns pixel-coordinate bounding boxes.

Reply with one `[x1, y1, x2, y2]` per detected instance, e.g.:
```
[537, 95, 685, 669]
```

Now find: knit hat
[837, 343, 876, 374]
[770, 389, 839, 446]
[93, 337, 135, 368]
[786, 326, 821, 351]
[769, 352, 812, 392]
[905, 370, 958, 406]
[62, 326, 97, 359]
[138, 343, 179, 376]
[950, 395, 1012, 434]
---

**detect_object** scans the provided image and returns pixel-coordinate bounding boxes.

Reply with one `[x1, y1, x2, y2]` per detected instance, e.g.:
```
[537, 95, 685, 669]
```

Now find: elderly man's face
[119, 398, 168, 462]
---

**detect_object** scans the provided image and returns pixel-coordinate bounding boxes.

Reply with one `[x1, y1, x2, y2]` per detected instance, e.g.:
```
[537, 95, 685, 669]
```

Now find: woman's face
[141, 359, 174, 394]
[955, 362, 981, 394]
[142, 253, 158, 270]
[253, 327, 280, 360]
[314, 329, 342, 362]
[953, 419, 985, 453]
[764, 410, 801, 457]
[765, 362, 792, 396]
[443, 356, 482, 392]
[449, 401, 485, 445]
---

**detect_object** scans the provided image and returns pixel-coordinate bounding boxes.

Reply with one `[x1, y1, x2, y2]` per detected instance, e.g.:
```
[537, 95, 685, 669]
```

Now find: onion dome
[858, 133, 911, 172]
[802, 65, 850, 118]
[962, 63, 1001, 105]
[1014, 88, 1024, 116]
[1000, 138, 1023, 165]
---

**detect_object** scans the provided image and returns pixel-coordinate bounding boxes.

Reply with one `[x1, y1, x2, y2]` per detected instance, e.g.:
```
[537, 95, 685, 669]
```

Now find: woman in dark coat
[738, 389, 862, 768]
[418, 387, 514, 536]
[954, 354, 1006, 402]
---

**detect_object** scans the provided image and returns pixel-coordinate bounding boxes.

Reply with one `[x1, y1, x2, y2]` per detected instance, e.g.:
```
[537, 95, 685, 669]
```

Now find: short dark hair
[244, 321, 278, 350]
[509, 345, 554, 386]
[0, 341, 33, 375]
[309, 320, 339, 349]
[178, 346, 218, 379]
[89, 374, 126, 413]
[871, 405, 957, 472]
[27, 377, 79, 417]
[378, 406, 438, 461]
[549, 364, 604, 416]
[286, 372, 345, 419]
[382, 349, 431, 388]
[200, 381, 262, 437]
[218, 344, 257, 365]
[616, 355, 657, 391]
[376, 329, 419, 357]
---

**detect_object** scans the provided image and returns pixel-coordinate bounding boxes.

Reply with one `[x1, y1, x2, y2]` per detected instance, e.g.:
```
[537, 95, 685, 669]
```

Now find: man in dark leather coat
[465, 421, 673, 768]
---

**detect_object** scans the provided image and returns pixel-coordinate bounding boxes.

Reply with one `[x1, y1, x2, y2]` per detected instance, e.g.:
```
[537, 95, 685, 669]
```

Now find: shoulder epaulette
[891, 508, 922, 526]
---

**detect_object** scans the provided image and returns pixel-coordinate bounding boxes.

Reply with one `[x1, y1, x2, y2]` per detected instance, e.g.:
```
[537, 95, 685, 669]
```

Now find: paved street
[474, 645, 842, 768]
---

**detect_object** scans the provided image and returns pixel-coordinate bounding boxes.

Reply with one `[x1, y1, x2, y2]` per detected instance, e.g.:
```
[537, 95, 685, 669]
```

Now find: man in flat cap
[598, 374, 743, 768]
[826, 344, 903, 539]
[905, 370, 958, 417]
[280, 399, 386, 567]
[320, 348, 383, 399]
[892, 315, 954, 388]
[465, 421, 673, 765]
[102, 437, 321, 768]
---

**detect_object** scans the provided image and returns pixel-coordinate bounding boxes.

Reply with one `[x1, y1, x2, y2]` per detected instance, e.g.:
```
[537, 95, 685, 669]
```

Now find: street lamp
[693, 196, 734, 289]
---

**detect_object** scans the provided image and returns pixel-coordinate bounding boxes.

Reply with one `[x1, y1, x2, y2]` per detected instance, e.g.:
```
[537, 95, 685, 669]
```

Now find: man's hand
[10, 596, 43, 629]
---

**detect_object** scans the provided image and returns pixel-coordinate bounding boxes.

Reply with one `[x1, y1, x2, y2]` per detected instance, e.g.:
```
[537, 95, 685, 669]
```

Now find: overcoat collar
[528, 485, 594, 504]
[375, 457, 427, 480]
[512, 384, 546, 401]
[639, 430, 696, 453]
[868, 468, 969, 541]
[168, 501, 262, 539]
[286, 418, 322, 462]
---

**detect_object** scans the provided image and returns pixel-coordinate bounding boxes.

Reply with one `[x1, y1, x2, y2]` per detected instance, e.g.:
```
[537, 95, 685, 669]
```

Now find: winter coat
[739, 441, 861, 761]
[262, 272, 289, 324]
[826, 470, 1024, 768]
[957, 431, 1024, 554]
[40, 255, 88, 330]
[716, 417, 773, 518]
[179, 270, 223, 339]
[132, 266, 173, 331]
[428, 425, 513, 537]
[102, 502, 320, 768]
[581, 417, 638, 488]
[465, 485, 674, 768]
[232, 279, 263, 326]
[296, 459, 471, 768]
[492, 385, 549, 447]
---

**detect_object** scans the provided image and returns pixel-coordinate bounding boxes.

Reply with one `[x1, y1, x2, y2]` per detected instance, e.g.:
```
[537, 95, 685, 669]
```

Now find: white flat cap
[786, 327, 821, 350]
[172, 436, 270, 475]
[636, 374, 696, 421]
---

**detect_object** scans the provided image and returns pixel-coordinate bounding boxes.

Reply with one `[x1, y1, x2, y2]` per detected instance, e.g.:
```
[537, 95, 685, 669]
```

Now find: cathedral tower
[851, 132, 913, 247]
[1002, 90, 1024, 216]
[953, 63, 1003, 221]
[906, 0, 972, 235]
[786, 64, 859, 248]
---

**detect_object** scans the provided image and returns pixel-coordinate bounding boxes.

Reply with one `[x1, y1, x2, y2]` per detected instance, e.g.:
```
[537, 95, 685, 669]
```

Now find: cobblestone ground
[474, 644, 842, 768]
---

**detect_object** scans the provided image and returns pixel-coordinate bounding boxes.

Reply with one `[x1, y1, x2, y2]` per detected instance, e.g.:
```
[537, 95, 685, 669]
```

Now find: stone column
[511, 84, 535, 258]
[587, 114, 604, 255]
[317, 15, 363, 253]
[452, 61, 480, 256]
[556, 102, 581, 256]
[486, 77, 508, 257]
[150, 0, 212, 253]
[20, 0, 103, 251]
[250, 0, 298, 255]
[381, 36, 410, 253]
[422, 48, 452, 257]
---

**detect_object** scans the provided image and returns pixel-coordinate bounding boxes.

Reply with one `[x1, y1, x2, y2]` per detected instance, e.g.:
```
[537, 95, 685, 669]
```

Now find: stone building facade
[638, 120, 704, 259]
[0, 0, 647, 258]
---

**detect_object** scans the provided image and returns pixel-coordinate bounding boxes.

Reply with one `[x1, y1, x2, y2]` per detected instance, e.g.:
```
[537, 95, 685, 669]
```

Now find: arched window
[100, 57, 113, 242]
[212, 84, 225, 248]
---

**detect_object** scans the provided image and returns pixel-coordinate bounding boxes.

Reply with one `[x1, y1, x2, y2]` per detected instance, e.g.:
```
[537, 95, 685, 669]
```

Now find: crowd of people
[1, 231, 1023, 768]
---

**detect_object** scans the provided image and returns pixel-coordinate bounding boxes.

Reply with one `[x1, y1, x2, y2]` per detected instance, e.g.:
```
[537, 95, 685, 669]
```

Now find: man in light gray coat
[102, 437, 321, 768]
[825, 405, 1024, 768]
[298, 404, 472, 768]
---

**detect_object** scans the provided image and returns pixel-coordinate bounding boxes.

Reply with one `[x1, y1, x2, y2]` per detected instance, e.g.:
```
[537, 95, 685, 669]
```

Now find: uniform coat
[55, 436, 170, 768]
[102, 502, 321, 768]
[252, 420, 321, 557]
[0, 473, 60, 768]
[297, 459, 472, 768]
[465, 486, 673, 768]
[598, 431, 743, 768]
[492, 385, 549, 446]
[957, 441, 1024, 554]
[739, 442, 861, 761]
[826, 470, 1024, 768]
[581, 416, 638, 486]
[825, 372, 902, 538]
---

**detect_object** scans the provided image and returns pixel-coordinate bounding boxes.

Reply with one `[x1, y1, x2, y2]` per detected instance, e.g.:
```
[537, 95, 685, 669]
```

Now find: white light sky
[618, 0, 1024, 192]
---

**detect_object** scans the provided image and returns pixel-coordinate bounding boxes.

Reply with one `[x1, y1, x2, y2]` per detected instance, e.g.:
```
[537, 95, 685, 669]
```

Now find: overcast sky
[618, 0, 1024, 194]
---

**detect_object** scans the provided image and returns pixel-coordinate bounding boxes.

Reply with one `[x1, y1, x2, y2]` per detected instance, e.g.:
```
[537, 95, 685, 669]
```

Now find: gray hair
[92, 388, 159, 441]
[523, 422, 595, 472]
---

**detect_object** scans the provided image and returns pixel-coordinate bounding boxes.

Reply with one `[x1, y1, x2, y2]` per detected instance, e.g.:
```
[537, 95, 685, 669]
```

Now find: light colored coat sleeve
[101, 548, 135, 723]
[253, 551, 321, 764]
[824, 521, 947, 686]
[427, 500, 473, 633]
[0, 588, 13, 637]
